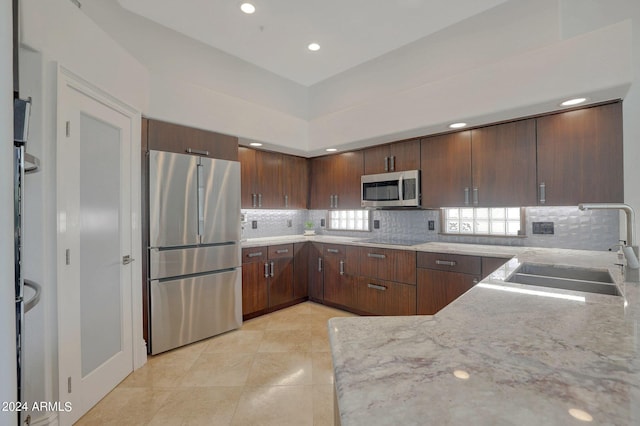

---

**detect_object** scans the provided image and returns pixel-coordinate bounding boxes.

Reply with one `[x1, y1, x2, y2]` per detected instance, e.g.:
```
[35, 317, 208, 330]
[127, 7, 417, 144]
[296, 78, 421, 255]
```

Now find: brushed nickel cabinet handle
[247, 251, 263, 258]
[318, 258, 323, 272]
[367, 253, 386, 259]
[435, 260, 457, 266]
[334, 194, 338, 208]
[330, 195, 334, 209]
[390, 156, 395, 172]
[384, 156, 389, 172]
[464, 187, 470, 205]
[473, 188, 479, 205]
[539, 182, 546, 205]
[339, 260, 345, 275]
[186, 148, 209, 156]
[264, 262, 269, 278]
[327, 248, 339, 254]
[276, 249, 289, 254]
[284, 194, 289, 208]
[258, 193, 263, 208]
[269, 261, 274, 278]
[367, 283, 387, 291]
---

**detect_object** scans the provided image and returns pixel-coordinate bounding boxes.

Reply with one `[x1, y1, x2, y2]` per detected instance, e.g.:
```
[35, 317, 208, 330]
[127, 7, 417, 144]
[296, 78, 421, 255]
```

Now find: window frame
[440, 207, 526, 237]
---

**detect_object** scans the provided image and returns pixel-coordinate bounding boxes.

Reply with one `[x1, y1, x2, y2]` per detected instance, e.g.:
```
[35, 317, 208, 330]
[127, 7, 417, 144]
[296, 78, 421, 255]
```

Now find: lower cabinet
[308, 242, 324, 302]
[355, 277, 416, 316]
[417, 269, 479, 315]
[322, 244, 358, 308]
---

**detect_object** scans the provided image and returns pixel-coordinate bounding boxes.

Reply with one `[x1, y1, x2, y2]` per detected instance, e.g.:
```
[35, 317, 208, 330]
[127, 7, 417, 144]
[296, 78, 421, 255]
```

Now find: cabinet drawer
[356, 277, 416, 316]
[324, 244, 348, 257]
[268, 244, 294, 259]
[417, 252, 481, 275]
[359, 247, 416, 284]
[242, 247, 268, 263]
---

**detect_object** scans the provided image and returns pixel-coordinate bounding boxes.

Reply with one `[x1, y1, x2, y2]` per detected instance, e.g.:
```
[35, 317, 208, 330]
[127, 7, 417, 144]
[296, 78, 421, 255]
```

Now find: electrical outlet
[252, 220, 258, 229]
[428, 220, 435, 231]
[373, 220, 380, 229]
[320, 219, 325, 227]
[287, 220, 292, 227]
[532, 221, 554, 234]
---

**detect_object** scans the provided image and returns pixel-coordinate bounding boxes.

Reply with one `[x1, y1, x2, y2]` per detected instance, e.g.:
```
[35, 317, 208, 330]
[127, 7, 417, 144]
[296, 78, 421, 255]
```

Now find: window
[442, 207, 524, 236]
[327, 210, 371, 231]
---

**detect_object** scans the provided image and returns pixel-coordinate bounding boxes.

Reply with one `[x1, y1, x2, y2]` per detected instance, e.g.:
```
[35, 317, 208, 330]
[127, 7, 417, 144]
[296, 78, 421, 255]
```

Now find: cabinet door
[239, 147, 258, 209]
[293, 243, 309, 299]
[323, 245, 357, 307]
[359, 248, 416, 284]
[417, 269, 479, 315]
[268, 257, 294, 307]
[356, 277, 416, 316]
[147, 119, 238, 161]
[282, 155, 309, 209]
[389, 139, 420, 172]
[537, 102, 623, 205]
[309, 155, 335, 209]
[471, 119, 537, 207]
[255, 150, 283, 208]
[481, 257, 511, 279]
[421, 131, 472, 208]
[363, 144, 390, 175]
[241, 261, 268, 316]
[333, 151, 364, 209]
[308, 243, 324, 302]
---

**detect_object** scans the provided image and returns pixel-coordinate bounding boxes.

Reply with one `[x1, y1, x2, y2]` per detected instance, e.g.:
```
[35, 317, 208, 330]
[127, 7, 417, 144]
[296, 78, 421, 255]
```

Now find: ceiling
[116, 0, 509, 86]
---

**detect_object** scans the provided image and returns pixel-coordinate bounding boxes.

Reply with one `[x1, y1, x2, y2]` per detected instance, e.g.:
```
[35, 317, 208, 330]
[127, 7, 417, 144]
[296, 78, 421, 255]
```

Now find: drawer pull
[275, 249, 289, 254]
[435, 260, 457, 267]
[247, 251, 263, 258]
[186, 148, 209, 156]
[367, 283, 387, 291]
[327, 248, 339, 254]
[367, 253, 386, 259]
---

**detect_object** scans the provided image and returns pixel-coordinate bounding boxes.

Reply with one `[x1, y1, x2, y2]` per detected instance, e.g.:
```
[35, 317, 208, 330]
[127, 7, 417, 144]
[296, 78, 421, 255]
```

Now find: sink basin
[506, 263, 620, 296]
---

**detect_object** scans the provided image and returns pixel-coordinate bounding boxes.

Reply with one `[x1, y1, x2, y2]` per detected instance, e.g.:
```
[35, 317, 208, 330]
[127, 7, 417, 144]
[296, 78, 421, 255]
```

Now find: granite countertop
[328, 246, 640, 426]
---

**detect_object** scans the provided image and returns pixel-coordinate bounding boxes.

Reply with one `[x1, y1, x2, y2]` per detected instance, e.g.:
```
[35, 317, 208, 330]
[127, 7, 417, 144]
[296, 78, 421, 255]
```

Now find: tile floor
[76, 301, 355, 426]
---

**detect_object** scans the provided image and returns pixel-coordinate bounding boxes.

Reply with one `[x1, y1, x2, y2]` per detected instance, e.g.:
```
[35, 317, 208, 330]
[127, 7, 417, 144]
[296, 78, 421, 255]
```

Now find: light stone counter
[329, 247, 640, 426]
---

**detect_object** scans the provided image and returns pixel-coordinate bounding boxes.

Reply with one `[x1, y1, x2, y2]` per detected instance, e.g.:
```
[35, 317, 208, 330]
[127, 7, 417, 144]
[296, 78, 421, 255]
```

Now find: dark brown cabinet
[293, 242, 309, 299]
[471, 119, 537, 207]
[322, 245, 358, 308]
[358, 247, 416, 284]
[536, 102, 623, 205]
[267, 244, 295, 307]
[308, 242, 324, 302]
[421, 119, 536, 208]
[239, 147, 309, 209]
[241, 247, 269, 317]
[420, 131, 472, 208]
[417, 252, 481, 315]
[363, 139, 420, 175]
[309, 152, 364, 209]
[481, 257, 511, 279]
[146, 118, 238, 161]
[355, 277, 416, 316]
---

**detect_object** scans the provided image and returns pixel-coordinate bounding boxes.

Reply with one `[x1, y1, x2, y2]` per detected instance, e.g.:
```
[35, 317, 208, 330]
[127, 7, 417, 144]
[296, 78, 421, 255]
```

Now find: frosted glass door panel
[79, 112, 122, 377]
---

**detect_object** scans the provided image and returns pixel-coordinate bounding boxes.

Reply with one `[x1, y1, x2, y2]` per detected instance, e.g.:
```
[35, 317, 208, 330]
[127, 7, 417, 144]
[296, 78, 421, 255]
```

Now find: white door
[57, 77, 134, 425]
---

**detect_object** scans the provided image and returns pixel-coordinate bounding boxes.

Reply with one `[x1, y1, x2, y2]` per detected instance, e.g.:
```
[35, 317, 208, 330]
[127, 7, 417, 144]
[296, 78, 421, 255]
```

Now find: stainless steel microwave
[361, 170, 421, 208]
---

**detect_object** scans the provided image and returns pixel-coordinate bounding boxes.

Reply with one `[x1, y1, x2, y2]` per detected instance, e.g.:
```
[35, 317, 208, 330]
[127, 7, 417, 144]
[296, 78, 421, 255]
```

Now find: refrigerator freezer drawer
[150, 243, 240, 280]
[150, 268, 242, 355]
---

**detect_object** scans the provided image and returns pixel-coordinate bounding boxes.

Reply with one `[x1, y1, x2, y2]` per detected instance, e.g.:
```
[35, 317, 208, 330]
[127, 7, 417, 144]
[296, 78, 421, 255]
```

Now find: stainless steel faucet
[578, 203, 640, 282]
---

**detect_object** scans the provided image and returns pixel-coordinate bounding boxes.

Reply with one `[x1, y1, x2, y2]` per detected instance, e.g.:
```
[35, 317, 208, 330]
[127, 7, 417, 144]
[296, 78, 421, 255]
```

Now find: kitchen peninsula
[328, 245, 640, 425]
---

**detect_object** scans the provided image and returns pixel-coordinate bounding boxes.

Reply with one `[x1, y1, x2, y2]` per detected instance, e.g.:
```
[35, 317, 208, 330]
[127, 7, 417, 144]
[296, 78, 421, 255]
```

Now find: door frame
[55, 66, 145, 418]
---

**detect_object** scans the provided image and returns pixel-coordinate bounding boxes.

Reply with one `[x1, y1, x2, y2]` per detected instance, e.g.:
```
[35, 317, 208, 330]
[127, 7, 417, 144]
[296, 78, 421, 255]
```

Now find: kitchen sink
[505, 263, 620, 296]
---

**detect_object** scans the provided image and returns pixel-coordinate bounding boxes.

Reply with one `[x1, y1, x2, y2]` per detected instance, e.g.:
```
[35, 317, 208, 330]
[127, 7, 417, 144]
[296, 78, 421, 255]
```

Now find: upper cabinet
[309, 151, 364, 209]
[536, 102, 623, 205]
[239, 147, 309, 209]
[471, 119, 537, 207]
[363, 139, 421, 175]
[146, 118, 238, 161]
[421, 119, 536, 208]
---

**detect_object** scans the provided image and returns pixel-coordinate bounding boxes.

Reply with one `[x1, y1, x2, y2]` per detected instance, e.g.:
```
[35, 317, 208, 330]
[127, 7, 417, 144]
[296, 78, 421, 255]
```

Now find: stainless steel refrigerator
[148, 150, 242, 355]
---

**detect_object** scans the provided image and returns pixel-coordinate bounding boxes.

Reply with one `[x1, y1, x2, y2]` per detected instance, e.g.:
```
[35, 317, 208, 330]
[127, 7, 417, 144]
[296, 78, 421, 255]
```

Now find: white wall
[18, 0, 149, 423]
[0, 0, 17, 424]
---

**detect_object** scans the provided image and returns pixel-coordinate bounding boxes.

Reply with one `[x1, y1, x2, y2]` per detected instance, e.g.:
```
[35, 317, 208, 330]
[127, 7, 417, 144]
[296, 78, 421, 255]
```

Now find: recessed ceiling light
[249, 142, 262, 147]
[449, 122, 467, 129]
[325, 148, 337, 152]
[561, 97, 587, 107]
[308, 43, 321, 52]
[240, 3, 255, 14]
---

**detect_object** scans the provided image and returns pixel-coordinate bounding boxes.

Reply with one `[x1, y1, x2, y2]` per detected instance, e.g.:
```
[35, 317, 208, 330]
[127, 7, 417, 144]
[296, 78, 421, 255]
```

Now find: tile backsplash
[241, 206, 620, 251]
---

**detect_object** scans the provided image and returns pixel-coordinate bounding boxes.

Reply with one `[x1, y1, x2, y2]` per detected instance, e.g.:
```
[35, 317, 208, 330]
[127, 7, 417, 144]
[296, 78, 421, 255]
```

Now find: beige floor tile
[203, 329, 264, 353]
[75, 387, 172, 426]
[313, 384, 336, 426]
[246, 352, 313, 386]
[120, 344, 205, 388]
[179, 352, 254, 387]
[311, 351, 335, 385]
[231, 385, 313, 426]
[241, 315, 271, 331]
[147, 386, 243, 426]
[258, 329, 312, 353]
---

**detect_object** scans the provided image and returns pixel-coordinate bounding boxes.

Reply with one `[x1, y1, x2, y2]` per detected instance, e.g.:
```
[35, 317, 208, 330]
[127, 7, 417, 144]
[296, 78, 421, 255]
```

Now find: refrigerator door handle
[197, 163, 204, 239]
